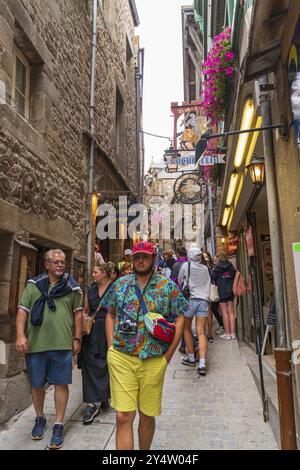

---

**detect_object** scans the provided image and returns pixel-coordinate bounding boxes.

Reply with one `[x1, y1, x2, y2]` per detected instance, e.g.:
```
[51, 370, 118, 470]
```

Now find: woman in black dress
[80, 262, 114, 424]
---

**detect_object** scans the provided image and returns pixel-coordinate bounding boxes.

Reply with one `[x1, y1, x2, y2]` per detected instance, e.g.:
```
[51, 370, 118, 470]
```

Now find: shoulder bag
[182, 262, 191, 299]
[134, 286, 175, 344]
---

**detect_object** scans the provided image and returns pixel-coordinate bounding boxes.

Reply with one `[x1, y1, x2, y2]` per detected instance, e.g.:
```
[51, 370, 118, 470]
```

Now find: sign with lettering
[174, 156, 196, 165]
[199, 152, 225, 166]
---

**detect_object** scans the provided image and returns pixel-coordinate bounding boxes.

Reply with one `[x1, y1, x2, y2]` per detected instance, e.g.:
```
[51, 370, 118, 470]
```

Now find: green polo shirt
[18, 282, 83, 353]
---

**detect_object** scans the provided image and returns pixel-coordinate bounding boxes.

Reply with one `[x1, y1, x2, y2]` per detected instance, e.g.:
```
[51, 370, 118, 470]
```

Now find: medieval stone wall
[0, 0, 140, 423]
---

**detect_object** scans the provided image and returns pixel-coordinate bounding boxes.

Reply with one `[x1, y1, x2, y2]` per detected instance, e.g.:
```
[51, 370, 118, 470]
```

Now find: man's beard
[133, 262, 155, 277]
[54, 271, 64, 278]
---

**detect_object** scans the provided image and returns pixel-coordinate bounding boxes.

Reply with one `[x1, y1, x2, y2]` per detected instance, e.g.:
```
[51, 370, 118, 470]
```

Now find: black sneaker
[100, 401, 110, 412]
[31, 416, 46, 440]
[181, 356, 196, 367]
[82, 404, 99, 424]
[197, 366, 207, 376]
[207, 336, 214, 343]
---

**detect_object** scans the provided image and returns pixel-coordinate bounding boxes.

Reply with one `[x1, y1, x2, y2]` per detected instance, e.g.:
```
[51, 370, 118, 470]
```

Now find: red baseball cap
[132, 241, 155, 256]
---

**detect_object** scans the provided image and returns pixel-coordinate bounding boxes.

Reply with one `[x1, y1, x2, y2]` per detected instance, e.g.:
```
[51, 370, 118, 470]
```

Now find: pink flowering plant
[201, 27, 235, 124]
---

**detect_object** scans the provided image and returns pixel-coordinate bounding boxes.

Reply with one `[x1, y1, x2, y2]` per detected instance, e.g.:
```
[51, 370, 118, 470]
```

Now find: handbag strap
[95, 282, 114, 313]
[134, 285, 148, 316]
[186, 262, 191, 288]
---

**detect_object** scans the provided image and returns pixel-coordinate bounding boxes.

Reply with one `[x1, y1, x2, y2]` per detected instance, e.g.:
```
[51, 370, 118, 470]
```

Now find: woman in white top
[178, 247, 211, 375]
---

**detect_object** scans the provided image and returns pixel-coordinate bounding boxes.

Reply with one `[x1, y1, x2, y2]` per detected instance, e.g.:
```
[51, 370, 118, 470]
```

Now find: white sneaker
[215, 326, 225, 335]
[230, 335, 237, 340]
[219, 333, 231, 341]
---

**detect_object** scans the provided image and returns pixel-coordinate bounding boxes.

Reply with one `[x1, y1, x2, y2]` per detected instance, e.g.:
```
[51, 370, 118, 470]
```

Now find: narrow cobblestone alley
[0, 333, 277, 450]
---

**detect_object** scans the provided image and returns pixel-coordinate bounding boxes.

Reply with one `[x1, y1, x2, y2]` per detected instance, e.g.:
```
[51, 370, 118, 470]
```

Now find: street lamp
[246, 153, 265, 186]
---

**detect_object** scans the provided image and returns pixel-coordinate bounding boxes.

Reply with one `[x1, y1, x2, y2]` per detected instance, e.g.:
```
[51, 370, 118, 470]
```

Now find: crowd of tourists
[15, 241, 237, 450]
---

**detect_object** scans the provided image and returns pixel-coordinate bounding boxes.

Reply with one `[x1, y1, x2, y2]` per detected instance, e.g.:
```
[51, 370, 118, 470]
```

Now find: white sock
[199, 358, 206, 368]
[54, 422, 63, 426]
[188, 353, 195, 361]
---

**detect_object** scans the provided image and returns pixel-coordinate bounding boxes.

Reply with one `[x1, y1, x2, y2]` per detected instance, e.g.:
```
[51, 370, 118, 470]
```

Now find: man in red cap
[105, 241, 187, 450]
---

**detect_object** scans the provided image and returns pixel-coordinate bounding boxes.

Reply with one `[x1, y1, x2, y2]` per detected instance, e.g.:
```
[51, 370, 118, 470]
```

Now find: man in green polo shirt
[15, 249, 83, 450]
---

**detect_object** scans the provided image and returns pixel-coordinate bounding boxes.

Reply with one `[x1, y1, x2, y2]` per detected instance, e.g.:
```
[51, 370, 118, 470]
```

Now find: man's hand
[73, 338, 81, 355]
[164, 353, 171, 364]
[15, 335, 28, 354]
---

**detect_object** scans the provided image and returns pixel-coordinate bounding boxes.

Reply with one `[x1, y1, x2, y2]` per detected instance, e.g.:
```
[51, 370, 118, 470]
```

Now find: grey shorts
[184, 299, 209, 318]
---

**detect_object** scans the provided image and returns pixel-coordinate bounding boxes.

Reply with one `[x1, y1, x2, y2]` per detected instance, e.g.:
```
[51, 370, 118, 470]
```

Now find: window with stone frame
[12, 45, 30, 119]
[11, 21, 49, 130]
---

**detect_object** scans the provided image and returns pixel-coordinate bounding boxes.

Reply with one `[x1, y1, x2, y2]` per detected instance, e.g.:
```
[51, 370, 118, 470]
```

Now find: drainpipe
[207, 179, 216, 257]
[258, 76, 286, 348]
[259, 76, 297, 450]
[87, 0, 98, 281]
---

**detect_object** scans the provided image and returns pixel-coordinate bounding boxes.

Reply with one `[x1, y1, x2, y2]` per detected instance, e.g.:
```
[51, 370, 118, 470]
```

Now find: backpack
[170, 261, 183, 285]
[233, 270, 246, 297]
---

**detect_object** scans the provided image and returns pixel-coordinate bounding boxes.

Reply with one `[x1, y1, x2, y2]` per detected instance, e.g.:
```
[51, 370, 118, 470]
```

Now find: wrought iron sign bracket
[205, 119, 291, 141]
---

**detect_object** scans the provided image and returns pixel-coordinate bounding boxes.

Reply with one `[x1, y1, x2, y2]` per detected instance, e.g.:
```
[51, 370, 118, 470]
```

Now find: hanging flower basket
[201, 27, 235, 125]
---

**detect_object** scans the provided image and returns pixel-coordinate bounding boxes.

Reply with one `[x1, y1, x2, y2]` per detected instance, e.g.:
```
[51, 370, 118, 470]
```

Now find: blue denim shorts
[184, 299, 209, 318]
[25, 350, 73, 388]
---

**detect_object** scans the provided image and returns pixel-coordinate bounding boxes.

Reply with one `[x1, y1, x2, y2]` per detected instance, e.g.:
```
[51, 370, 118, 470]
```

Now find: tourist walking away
[212, 252, 236, 340]
[178, 248, 211, 375]
[15, 249, 83, 449]
[79, 263, 115, 424]
[105, 241, 187, 450]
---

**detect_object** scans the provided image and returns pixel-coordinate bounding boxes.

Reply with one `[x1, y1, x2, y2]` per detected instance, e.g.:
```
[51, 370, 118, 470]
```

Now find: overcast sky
[135, 0, 189, 172]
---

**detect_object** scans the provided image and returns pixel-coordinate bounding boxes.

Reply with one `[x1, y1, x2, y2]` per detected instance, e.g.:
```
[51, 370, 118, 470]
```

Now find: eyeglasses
[48, 260, 65, 265]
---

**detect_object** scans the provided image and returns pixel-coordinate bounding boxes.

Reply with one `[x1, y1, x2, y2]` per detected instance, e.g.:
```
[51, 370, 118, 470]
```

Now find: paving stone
[0, 333, 278, 450]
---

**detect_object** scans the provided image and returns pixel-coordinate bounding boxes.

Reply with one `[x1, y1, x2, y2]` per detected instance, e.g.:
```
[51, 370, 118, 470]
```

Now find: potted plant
[201, 27, 235, 125]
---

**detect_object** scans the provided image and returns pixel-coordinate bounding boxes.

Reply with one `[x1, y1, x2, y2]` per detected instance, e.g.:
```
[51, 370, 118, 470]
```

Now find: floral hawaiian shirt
[104, 271, 188, 359]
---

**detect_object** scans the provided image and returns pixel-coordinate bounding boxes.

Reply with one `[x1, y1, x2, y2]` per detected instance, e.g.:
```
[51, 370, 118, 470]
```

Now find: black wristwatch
[74, 337, 82, 343]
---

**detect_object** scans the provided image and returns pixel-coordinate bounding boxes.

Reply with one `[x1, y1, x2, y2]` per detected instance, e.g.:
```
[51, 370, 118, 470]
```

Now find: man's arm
[105, 312, 115, 348]
[15, 308, 28, 354]
[72, 289, 83, 354]
[73, 308, 83, 355]
[164, 315, 184, 363]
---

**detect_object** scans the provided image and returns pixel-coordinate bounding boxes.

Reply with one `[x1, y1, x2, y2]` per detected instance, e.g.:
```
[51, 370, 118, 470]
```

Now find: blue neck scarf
[29, 273, 81, 326]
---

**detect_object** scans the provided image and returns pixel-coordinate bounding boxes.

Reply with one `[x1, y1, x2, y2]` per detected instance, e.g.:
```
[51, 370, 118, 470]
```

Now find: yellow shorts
[107, 347, 168, 417]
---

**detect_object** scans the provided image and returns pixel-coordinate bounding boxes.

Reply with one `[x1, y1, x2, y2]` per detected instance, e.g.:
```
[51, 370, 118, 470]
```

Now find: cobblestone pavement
[0, 335, 278, 450]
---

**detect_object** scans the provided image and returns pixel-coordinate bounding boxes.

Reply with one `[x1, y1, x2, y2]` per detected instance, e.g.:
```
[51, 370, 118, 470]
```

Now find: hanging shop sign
[174, 155, 196, 165]
[173, 172, 206, 205]
[198, 151, 225, 166]
[288, 16, 300, 145]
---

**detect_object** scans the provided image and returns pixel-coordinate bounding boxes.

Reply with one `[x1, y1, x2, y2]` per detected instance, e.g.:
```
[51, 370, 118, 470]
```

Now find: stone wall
[0, 0, 140, 424]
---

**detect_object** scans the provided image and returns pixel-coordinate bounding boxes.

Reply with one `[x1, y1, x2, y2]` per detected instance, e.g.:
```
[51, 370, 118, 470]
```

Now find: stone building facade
[0, 0, 142, 423]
